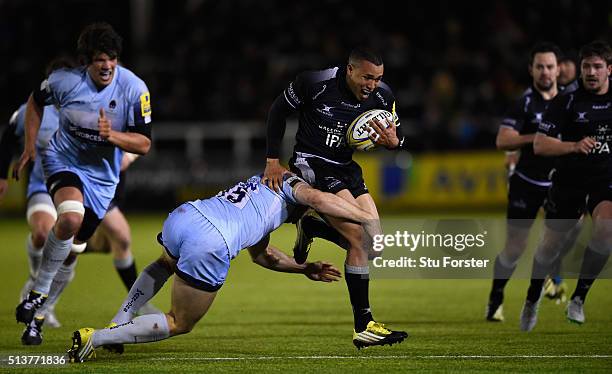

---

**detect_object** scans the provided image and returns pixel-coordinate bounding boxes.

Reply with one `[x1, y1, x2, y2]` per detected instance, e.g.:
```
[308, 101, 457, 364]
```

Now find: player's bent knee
[56, 213, 84, 236]
[31, 231, 48, 248]
[57, 200, 85, 216]
[114, 235, 131, 252]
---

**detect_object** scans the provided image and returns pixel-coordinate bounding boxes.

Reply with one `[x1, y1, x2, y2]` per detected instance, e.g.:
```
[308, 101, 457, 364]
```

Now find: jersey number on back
[217, 181, 259, 209]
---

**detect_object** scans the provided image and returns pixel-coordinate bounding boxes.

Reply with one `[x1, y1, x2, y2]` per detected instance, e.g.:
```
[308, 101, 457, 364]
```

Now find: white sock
[33, 230, 73, 295]
[36, 259, 77, 318]
[114, 254, 134, 270]
[92, 313, 170, 347]
[26, 234, 43, 278]
[111, 261, 172, 324]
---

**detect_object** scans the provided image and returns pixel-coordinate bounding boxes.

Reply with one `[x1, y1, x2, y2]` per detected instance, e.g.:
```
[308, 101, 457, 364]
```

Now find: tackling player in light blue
[67, 174, 381, 362]
[14, 23, 152, 330]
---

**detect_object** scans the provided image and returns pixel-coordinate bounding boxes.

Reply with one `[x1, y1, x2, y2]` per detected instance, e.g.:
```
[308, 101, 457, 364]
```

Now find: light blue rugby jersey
[12, 104, 60, 197]
[12, 104, 59, 152]
[39, 65, 151, 187]
[188, 175, 302, 259]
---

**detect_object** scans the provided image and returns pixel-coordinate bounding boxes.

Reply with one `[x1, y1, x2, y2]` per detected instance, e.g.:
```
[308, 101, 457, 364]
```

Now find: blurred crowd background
[1, 0, 611, 211]
[3, 0, 611, 151]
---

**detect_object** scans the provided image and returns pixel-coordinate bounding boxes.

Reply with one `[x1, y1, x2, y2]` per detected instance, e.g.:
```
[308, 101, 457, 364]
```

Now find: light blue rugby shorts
[160, 203, 230, 292]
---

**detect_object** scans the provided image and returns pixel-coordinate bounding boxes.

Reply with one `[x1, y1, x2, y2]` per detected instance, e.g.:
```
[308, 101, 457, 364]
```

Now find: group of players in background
[489, 40, 612, 332]
[1, 21, 610, 363]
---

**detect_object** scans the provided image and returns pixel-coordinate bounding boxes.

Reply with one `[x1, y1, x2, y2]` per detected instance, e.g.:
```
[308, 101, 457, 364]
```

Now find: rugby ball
[346, 109, 396, 151]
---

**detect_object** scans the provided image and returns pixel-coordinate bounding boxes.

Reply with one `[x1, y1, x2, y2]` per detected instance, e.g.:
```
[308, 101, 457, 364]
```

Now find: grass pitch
[0, 214, 611, 373]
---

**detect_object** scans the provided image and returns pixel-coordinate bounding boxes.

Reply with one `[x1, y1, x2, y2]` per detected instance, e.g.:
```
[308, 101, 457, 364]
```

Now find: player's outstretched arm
[13, 95, 42, 181]
[533, 132, 596, 156]
[292, 182, 382, 240]
[248, 236, 341, 282]
[263, 93, 295, 191]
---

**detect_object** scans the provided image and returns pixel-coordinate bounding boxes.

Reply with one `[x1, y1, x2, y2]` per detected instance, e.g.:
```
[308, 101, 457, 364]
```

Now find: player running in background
[0, 58, 75, 334]
[521, 40, 612, 331]
[558, 50, 579, 89]
[541, 49, 582, 301]
[67, 173, 400, 362]
[1, 66, 157, 346]
[14, 23, 153, 337]
[487, 42, 582, 322]
[263, 47, 408, 348]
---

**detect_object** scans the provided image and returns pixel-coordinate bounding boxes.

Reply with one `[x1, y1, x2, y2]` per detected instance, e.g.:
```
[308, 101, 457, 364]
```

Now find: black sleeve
[32, 78, 53, 108]
[0, 124, 20, 178]
[500, 97, 526, 132]
[392, 122, 408, 151]
[265, 93, 297, 159]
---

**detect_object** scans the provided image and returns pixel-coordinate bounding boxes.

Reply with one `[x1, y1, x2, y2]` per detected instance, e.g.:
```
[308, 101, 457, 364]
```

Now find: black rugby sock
[526, 257, 550, 303]
[115, 257, 138, 291]
[345, 265, 373, 332]
[571, 247, 610, 302]
[489, 255, 516, 304]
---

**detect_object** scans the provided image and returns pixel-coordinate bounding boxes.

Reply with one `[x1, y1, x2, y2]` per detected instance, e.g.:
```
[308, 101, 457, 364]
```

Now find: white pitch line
[151, 354, 612, 361]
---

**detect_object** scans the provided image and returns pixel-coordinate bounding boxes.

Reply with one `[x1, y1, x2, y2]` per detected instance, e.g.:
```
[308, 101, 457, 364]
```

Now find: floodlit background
[1, 0, 611, 213]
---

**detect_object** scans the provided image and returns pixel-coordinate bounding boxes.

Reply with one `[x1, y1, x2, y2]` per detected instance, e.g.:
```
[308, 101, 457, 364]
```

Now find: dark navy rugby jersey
[500, 86, 557, 183]
[274, 66, 401, 164]
[538, 84, 612, 185]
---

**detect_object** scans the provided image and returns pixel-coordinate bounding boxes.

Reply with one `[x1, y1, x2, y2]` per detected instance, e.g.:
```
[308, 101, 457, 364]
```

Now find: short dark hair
[45, 56, 76, 77]
[559, 48, 578, 65]
[579, 40, 612, 65]
[349, 46, 383, 66]
[528, 42, 562, 66]
[76, 22, 123, 64]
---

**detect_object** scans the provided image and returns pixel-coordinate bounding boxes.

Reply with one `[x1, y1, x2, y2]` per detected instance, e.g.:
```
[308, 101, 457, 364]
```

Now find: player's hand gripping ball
[346, 109, 397, 151]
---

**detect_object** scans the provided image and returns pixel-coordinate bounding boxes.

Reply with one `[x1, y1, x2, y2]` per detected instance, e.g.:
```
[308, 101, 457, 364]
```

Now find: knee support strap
[56, 200, 85, 216]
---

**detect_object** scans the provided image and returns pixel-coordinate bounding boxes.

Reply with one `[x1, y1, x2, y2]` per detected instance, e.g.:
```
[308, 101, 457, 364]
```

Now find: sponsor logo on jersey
[375, 92, 388, 106]
[511, 199, 527, 209]
[286, 82, 300, 105]
[140, 92, 151, 117]
[532, 112, 543, 123]
[575, 112, 589, 123]
[323, 176, 342, 190]
[341, 101, 360, 108]
[538, 121, 553, 132]
[316, 104, 334, 118]
[593, 102, 611, 110]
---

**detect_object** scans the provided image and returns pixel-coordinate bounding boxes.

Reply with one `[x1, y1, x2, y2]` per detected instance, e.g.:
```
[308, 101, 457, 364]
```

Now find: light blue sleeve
[45, 68, 82, 106]
[123, 69, 152, 128]
[10, 104, 27, 138]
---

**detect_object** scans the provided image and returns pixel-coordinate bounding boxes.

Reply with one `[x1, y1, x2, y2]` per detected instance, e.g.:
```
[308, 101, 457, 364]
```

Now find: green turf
[0, 215, 611, 373]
